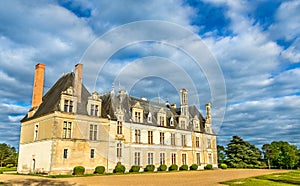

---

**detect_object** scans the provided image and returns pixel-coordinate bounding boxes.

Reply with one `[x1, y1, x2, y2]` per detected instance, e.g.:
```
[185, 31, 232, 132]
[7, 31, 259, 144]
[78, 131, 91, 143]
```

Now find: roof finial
[111, 83, 115, 95]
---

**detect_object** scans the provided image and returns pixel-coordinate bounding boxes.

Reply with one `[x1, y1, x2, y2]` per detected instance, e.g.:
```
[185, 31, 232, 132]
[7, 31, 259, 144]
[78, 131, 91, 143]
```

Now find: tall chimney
[74, 64, 83, 102]
[32, 63, 46, 108]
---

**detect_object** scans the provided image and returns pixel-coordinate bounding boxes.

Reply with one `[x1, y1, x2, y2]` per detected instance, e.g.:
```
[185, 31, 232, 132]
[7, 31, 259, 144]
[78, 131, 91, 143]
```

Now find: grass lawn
[0, 167, 17, 172]
[220, 170, 300, 186]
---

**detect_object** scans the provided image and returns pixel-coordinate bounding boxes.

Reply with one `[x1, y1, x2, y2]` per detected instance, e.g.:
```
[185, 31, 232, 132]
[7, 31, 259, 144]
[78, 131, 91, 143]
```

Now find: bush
[179, 164, 188, 171]
[129, 165, 140, 172]
[94, 166, 105, 174]
[144, 164, 155, 172]
[204, 164, 213, 170]
[168, 164, 178, 171]
[220, 163, 227, 169]
[158, 164, 167, 171]
[6, 164, 14, 168]
[190, 164, 198, 170]
[0, 169, 3, 174]
[73, 166, 85, 176]
[113, 162, 125, 173]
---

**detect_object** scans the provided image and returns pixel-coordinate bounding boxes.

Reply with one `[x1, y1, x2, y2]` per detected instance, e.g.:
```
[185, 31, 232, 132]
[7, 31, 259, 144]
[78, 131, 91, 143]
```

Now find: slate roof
[21, 72, 209, 133]
[21, 72, 90, 122]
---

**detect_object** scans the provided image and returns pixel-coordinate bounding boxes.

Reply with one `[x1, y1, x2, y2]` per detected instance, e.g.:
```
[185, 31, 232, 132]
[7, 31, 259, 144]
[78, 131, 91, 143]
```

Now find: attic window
[64, 99, 73, 112]
[134, 111, 141, 123]
[147, 112, 152, 123]
[90, 104, 99, 116]
[170, 117, 174, 126]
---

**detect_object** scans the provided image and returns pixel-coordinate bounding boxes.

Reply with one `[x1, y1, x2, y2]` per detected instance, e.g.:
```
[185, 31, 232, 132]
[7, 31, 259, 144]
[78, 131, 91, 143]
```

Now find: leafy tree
[225, 136, 262, 168]
[217, 145, 226, 164]
[0, 143, 18, 167]
[262, 141, 299, 169]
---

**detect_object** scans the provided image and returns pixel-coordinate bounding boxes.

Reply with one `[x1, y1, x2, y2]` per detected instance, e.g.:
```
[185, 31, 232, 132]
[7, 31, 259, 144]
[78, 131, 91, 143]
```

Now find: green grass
[0, 167, 17, 172]
[220, 170, 300, 186]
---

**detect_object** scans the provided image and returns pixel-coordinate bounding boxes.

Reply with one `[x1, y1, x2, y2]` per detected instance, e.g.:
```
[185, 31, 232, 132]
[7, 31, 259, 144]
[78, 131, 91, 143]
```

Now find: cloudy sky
[0, 0, 299, 149]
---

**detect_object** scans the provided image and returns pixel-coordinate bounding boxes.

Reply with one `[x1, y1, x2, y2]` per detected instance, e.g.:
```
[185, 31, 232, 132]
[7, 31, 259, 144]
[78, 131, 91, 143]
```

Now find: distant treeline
[0, 143, 18, 167]
[218, 136, 300, 169]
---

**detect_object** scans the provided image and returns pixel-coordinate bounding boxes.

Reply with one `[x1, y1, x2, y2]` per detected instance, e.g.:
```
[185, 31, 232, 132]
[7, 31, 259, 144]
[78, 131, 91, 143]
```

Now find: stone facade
[18, 63, 218, 175]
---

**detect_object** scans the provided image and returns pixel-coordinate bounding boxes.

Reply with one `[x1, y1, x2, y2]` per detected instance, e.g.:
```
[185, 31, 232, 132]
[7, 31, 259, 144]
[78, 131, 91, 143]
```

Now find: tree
[262, 141, 299, 169]
[0, 143, 18, 167]
[225, 136, 262, 168]
[217, 145, 226, 164]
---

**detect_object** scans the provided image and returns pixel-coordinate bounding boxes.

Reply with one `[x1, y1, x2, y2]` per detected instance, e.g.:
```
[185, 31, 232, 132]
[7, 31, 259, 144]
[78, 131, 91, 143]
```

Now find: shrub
[190, 164, 198, 170]
[144, 164, 155, 172]
[179, 164, 188, 171]
[0, 169, 3, 174]
[94, 166, 105, 174]
[168, 164, 178, 171]
[73, 166, 85, 176]
[204, 164, 213, 170]
[6, 164, 14, 168]
[113, 162, 125, 173]
[220, 163, 227, 169]
[158, 164, 167, 171]
[129, 165, 140, 172]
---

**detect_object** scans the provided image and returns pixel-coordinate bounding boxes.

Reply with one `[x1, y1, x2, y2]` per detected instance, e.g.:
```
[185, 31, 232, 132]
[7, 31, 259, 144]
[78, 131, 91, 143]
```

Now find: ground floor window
[90, 149, 95, 158]
[171, 153, 176, 164]
[117, 143, 122, 158]
[182, 153, 187, 165]
[63, 149, 68, 159]
[134, 152, 141, 166]
[208, 153, 212, 164]
[148, 152, 154, 165]
[159, 153, 165, 165]
[196, 153, 201, 165]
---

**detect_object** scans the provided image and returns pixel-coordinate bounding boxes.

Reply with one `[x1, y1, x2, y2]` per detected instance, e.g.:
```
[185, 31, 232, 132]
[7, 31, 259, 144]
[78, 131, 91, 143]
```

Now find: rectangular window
[196, 153, 201, 165]
[159, 116, 164, 126]
[90, 104, 94, 116]
[196, 137, 200, 148]
[117, 143, 122, 158]
[148, 131, 153, 144]
[181, 135, 186, 147]
[64, 99, 73, 112]
[134, 152, 141, 166]
[135, 112, 141, 123]
[90, 104, 99, 116]
[180, 120, 185, 129]
[159, 153, 165, 165]
[208, 153, 212, 164]
[171, 133, 176, 146]
[117, 121, 122, 134]
[95, 105, 99, 116]
[62, 121, 72, 139]
[182, 153, 187, 165]
[89, 124, 98, 140]
[90, 149, 95, 158]
[171, 153, 176, 164]
[207, 139, 211, 149]
[148, 152, 154, 165]
[135, 129, 141, 143]
[34, 124, 38, 141]
[160, 132, 164, 145]
[63, 149, 68, 159]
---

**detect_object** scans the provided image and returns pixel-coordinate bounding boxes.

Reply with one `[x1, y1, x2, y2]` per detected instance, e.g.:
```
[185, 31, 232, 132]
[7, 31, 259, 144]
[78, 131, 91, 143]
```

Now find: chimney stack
[74, 64, 83, 102]
[31, 63, 46, 108]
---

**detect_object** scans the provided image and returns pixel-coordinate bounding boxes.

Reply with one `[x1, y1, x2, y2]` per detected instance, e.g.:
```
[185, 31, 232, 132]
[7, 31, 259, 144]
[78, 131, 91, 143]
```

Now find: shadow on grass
[1, 179, 78, 186]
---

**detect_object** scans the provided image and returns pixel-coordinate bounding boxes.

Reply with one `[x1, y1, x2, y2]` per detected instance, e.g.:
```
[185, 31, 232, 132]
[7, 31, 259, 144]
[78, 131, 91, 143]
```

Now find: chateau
[18, 63, 217, 174]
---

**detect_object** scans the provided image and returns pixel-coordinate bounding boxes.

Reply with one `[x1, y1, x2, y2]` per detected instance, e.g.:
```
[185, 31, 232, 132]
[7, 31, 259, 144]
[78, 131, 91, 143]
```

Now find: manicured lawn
[0, 167, 17, 172]
[220, 170, 300, 186]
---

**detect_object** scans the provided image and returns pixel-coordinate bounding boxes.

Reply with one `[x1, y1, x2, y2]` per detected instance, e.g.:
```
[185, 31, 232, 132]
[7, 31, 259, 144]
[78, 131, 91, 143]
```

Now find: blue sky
[0, 0, 299, 149]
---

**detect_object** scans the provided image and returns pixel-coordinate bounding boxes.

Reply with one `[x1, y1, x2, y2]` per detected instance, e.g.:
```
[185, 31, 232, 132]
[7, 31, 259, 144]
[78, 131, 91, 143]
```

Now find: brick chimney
[31, 63, 46, 108]
[74, 64, 83, 102]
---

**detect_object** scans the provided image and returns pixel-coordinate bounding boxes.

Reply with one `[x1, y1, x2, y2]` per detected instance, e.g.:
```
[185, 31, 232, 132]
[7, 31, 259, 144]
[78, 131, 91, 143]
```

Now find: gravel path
[0, 169, 290, 186]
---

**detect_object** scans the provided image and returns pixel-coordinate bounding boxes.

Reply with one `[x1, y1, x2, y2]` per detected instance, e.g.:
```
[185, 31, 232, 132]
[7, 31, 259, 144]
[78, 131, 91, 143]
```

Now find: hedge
[144, 164, 155, 172]
[113, 162, 125, 173]
[158, 164, 167, 171]
[204, 164, 213, 170]
[190, 164, 198, 170]
[129, 165, 140, 172]
[73, 166, 85, 176]
[179, 164, 188, 171]
[220, 163, 227, 169]
[94, 166, 105, 174]
[168, 164, 178, 171]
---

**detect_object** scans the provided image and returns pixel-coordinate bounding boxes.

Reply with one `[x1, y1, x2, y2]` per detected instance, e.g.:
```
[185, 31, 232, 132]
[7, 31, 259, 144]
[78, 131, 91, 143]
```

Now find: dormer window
[134, 111, 141, 123]
[147, 112, 152, 123]
[87, 92, 102, 117]
[157, 108, 166, 127]
[60, 86, 77, 113]
[132, 102, 144, 123]
[159, 116, 164, 126]
[170, 117, 174, 126]
[180, 120, 186, 129]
